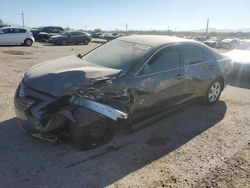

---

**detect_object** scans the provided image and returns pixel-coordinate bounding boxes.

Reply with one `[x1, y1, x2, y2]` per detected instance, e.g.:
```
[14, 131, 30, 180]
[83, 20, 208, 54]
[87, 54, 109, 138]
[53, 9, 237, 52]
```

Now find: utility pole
[21, 11, 24, 27]
[205, 18, 209, 37]
[126, 23, 128, 34]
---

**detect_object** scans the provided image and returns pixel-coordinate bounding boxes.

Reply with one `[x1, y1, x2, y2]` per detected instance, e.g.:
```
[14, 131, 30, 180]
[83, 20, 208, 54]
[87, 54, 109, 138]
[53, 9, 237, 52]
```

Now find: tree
[94, 28, 102, 33]
[0, 18, 3, 25]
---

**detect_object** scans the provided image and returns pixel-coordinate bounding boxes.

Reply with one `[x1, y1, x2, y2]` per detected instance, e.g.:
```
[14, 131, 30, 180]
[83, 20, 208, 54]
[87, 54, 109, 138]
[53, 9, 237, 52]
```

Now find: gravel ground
[0, 43, 249, 188]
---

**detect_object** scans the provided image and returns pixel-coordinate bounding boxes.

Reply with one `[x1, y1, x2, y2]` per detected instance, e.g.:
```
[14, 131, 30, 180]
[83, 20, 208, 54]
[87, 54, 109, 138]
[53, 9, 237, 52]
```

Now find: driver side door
[129, 45, 189, 123]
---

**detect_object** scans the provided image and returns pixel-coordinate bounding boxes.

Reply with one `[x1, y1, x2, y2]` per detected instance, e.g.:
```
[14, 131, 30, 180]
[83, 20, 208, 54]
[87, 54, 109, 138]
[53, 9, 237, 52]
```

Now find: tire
[61, 39, 67, 45]
[203, 80, 223, 105]
[83, 39, 89, 45]
[70, 118, 116, 150]
[24, 38, 33, 46]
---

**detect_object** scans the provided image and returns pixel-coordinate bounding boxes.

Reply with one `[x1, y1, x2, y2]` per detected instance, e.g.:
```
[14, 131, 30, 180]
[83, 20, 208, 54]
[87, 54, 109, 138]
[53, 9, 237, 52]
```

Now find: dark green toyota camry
[14, 35, 233, 149]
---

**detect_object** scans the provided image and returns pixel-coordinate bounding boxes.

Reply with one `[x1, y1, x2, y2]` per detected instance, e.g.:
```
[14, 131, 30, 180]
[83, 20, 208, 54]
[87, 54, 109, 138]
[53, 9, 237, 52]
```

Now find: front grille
[14, 82, 38, 112]
[15, 95, 35, 112]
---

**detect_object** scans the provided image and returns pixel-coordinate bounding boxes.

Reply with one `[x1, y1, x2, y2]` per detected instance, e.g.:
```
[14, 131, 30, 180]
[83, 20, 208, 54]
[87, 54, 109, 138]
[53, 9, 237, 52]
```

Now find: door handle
[175, 74, 185, 80]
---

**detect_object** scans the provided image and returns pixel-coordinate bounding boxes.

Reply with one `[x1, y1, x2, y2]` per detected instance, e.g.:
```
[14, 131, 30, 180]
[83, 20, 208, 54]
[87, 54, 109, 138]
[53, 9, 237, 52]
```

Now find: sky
[0, 0, 249, 31]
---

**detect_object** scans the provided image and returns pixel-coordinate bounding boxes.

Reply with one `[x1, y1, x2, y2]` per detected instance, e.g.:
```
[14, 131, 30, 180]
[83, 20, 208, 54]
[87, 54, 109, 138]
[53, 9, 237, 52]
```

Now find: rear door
[130, 45, 190, 123]
[14, 28, 26, 44]
[180, 44, 219, 98]
[69, 32, 82, 43]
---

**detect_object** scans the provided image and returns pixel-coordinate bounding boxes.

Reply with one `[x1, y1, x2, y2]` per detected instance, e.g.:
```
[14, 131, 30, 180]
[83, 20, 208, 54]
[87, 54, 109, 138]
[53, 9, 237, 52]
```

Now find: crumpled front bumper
[14, 82, 68, 134]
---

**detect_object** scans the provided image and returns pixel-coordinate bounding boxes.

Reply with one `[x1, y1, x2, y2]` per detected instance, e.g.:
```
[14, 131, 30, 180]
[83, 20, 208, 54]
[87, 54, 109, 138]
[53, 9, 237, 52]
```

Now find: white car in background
[0, 27, 34, 46]
[219, 38, 240, 49]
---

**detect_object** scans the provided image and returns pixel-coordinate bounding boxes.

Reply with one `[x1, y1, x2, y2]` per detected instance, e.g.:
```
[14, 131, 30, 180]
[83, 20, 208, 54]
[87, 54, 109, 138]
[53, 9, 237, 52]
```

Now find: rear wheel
[24, 38, 33, 46]
[70, 118, 116, 150]
[203, 80, 223, 105]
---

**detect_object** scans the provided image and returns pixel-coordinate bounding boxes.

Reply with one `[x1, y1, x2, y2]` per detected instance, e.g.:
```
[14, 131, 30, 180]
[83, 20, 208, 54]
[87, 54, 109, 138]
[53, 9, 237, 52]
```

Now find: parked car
[100, 33, 123, 41]
[14, 35, 233, 149]
[105, 33, 123, 41]
[238, 39, 250, 50]
[31, 26, 64, 41]
[49, 31, 91, 45]
[91, 32, 103, 38]
[204, 37, 220, 48]
[193, 36, 208, 43]
[0, 27, 34, 46]
[219, 38, 240, 49]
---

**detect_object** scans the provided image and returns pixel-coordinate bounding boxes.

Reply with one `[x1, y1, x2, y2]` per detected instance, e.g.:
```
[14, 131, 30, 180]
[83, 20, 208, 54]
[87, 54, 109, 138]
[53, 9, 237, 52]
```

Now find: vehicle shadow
[0, 45, 29, 47]
[41, 43, 87, 47]
[0, 101, 227, 187]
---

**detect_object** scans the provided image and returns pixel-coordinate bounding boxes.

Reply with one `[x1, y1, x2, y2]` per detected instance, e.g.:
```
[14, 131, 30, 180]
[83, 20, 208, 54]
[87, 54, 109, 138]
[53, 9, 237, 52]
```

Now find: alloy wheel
[208, 81, 221, 102]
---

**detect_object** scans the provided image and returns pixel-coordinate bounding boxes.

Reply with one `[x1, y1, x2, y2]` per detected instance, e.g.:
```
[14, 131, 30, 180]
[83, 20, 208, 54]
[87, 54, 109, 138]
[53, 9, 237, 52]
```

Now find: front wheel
[70, 118, 116, 150]
[61, 39, 67, 45]
[83, 39, 90, 45]
[203, 80, 223, 105]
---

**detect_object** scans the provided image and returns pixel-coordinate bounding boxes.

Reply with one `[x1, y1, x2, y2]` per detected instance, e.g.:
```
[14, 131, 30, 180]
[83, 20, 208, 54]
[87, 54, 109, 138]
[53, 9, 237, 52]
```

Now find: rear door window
[203, 49, 216, 62]
[14, 28, 26, 33]
[180, 44, 205, 66]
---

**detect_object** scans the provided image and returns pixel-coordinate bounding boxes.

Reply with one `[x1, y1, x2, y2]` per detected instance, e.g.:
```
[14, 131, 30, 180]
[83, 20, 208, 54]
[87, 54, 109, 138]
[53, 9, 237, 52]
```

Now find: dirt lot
[0, 42, 249, 188]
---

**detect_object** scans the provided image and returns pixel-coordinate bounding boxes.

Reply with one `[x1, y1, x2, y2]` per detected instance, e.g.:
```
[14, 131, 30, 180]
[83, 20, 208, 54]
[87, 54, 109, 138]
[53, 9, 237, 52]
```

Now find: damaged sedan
[14, 35, 233, 149]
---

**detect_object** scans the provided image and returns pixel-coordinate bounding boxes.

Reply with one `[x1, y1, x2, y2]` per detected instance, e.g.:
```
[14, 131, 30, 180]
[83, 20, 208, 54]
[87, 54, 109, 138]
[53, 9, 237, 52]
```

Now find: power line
[21, 11, 24, 27]
[206, 18, 209, 37]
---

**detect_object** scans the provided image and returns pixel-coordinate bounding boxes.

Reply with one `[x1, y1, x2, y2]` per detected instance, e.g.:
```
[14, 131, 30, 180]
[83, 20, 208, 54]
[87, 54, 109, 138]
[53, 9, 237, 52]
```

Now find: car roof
[118, 35, 192, 47]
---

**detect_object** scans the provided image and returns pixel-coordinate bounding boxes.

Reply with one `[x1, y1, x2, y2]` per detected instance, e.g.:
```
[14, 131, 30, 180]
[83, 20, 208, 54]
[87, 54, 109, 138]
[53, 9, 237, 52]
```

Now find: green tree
[94, 28, 102, 33]
[0, 18, 3, 25]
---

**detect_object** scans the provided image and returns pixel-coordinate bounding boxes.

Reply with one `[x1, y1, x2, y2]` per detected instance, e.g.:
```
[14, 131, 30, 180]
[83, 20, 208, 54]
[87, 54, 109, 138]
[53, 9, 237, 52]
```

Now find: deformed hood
[24, 55, 121, 96]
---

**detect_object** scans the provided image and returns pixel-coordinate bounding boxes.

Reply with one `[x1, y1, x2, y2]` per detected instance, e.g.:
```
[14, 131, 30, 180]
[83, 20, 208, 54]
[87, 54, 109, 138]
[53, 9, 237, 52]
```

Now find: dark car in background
[31, 26, 64, 41]
[91, 32, 102, 38]
[49, 31, 91, 45]
[14, 35, 232, 149]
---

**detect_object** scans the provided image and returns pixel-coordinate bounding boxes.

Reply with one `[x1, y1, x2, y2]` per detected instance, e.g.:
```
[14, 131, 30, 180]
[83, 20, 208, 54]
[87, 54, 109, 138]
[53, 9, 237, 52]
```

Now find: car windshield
[83, 40, 151, 72]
